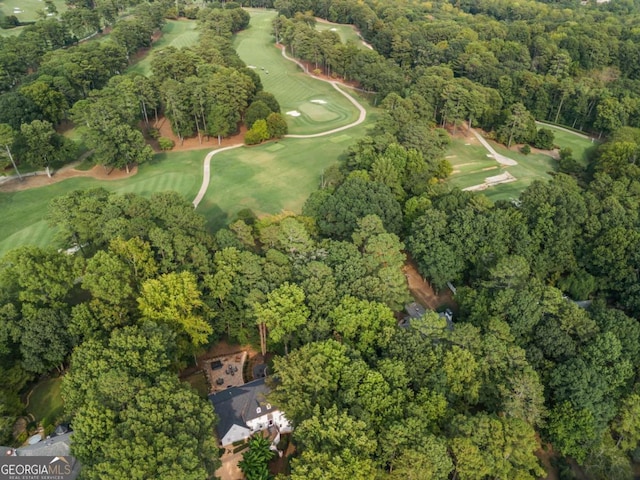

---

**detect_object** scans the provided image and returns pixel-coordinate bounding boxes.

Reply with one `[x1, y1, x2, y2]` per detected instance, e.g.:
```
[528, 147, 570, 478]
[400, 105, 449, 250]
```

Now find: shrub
[253, 92, 280, 113]
[232, 442, 250, 454]
[245, 101, 272, 129]
[147, 127, 160, 139]
[266, 112, 288, 138]
[0, 15, 20, 29]
[534, 128, 555, 150]
[183, 6, 200, 19]
[158, 137, 175, 151]
[520, 144, 531, 155]
[245, 119, 269, 145]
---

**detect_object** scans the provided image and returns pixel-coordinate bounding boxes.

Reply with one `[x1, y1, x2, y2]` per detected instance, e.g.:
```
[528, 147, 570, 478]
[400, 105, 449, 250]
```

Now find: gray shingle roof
[208, 378, 275, 440]
[15, 432, 72, 457]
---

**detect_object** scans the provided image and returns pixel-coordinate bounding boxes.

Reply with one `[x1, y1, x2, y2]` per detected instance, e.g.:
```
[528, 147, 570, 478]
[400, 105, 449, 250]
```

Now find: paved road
[192, 46, 369, 208]
[471, 130, 518, 166]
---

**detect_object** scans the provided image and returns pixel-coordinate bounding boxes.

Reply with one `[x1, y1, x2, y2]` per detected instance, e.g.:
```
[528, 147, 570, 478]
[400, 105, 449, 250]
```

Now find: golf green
[234, 10, 360, 135]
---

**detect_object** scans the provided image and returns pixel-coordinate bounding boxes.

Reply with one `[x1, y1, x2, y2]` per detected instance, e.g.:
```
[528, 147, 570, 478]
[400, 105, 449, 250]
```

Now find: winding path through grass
[192, 46, 368, 208]
[471, 130, 518, 167]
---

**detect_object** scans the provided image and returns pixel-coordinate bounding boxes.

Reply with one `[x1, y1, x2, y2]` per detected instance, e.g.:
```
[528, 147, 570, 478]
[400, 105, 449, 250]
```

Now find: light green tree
[253, 282, 309, 355]
[138, 271, 212, 351]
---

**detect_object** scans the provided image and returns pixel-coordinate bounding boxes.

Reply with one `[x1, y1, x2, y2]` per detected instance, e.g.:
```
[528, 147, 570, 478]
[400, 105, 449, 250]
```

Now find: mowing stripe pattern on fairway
[234, 10, 361, 135]
[192, 29, 369, 209]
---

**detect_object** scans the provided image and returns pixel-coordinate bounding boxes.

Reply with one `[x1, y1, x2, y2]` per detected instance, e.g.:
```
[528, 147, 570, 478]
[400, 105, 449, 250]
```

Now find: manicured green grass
[197, 97, 378, 228]
[0, 150, 205, 255]
[536, 124, 598, 166]
[315, 21, 367, 48]
[235, 10, 360, 135]
[446, 136, 556, 202]
[0, 0, 67, 36]
[0, 10, 378, 256]
[26, 377, 64, 423]
[127, 20, 200, 76]
[0, 0, 67, 22]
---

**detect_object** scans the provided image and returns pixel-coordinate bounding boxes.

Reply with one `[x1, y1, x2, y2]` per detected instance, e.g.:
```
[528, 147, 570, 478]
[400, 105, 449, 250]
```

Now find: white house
[209, 378, 292, 447]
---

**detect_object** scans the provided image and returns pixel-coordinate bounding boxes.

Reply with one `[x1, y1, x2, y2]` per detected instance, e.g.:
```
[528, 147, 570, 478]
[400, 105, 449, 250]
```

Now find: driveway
[215, 449, 244, 480]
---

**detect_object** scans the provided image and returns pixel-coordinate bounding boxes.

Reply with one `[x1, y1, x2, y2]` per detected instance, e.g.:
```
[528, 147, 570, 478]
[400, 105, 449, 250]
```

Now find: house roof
[209, 378, 276, 440]
[15, 432, 73, 457]
[405, 302, 426, 319]
[2, 432, 81, 479]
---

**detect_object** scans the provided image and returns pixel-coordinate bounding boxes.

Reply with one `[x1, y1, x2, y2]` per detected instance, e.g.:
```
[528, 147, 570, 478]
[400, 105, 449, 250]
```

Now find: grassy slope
[0, 150, 204, 255]
[446, 136, 556, 202]
[447, 124, 595, 201]
[27, 377, 64, 423]
[127, 19, 200, 76]
[540, 124, 598, 166]
[234, 10, 359, 135]
[198, 98, 377, 229]
[315, 21, 367, 48]
[0, 10, 376, 253]
[0, 0, 68, 37]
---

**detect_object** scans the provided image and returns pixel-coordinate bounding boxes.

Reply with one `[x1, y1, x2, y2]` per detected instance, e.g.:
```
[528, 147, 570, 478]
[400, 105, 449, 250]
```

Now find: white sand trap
[445, 155, 456, 159]
[247, 65, 257, 69]
[463, 171, 517, 192]
[286, 110, 301, 117]
[311, 99, 327, 104]
[330, 28, 337, 31]
[465, 143, 471, 146]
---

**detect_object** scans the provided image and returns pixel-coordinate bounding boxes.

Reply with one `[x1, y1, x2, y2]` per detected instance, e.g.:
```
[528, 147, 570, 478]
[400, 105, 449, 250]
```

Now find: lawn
[446, 136, 556, 202]
[315, 20, 368, 48]
[127, 19, 200, 76]
[26, 377, 64, 424]
[235, 10, 361, 135]
[0, 0, 67, 36]
[0, 10, 378, 255]
[536, 123, 598, 166]
[197, 94, 377, 228]
[0, 149, 205, 256]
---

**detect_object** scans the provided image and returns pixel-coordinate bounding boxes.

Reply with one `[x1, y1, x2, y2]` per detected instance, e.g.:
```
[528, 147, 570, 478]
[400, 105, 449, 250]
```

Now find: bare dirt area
[0, 164, 137, 193]
[128, 29, 163, 64]
[148, 116, 248, 153]
[536, 439, 560, 480]
[216, 450, 244, 480]
[509, 143, 560, 159]
[447, 124, 482, 145]
[403, 259, 455, 311]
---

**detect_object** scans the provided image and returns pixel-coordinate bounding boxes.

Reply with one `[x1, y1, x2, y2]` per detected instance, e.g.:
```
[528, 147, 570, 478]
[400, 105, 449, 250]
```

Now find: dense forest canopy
[1, 0, 640, 479]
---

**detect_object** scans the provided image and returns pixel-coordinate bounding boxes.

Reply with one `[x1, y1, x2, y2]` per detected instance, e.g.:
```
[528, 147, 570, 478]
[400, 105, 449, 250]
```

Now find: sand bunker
[311, 99, 327, 104]
[463, 171, 517, 192]
[330, 28, 337, 31]
[286, 110, 301, 117]
[247, 65, 257, 69]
